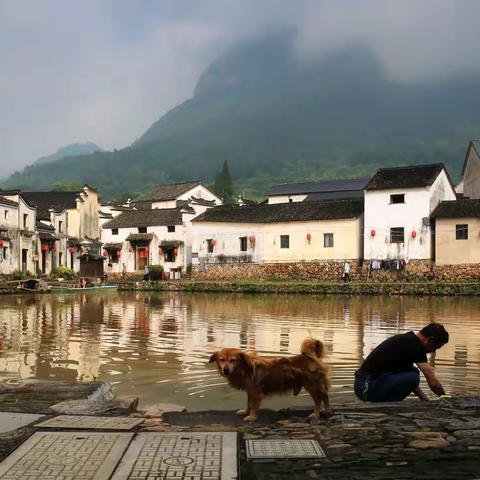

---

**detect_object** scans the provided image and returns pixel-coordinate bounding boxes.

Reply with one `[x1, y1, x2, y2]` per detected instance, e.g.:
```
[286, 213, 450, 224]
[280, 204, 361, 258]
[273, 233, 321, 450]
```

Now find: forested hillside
[3, 32, 479, 199]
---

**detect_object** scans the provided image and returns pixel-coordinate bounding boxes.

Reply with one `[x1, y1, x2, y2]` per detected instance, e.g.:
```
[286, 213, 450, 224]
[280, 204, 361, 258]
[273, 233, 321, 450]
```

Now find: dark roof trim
[431, 199, 480, 219]
[103, 242, 123, 250]
[126, 233, 154, 242]
[193, 199, 364, 224]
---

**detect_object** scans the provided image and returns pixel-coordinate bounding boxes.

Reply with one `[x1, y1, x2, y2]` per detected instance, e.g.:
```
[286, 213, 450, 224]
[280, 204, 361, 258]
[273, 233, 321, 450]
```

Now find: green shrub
[148, 265, 164, 273]
[52, 266, 76, 279]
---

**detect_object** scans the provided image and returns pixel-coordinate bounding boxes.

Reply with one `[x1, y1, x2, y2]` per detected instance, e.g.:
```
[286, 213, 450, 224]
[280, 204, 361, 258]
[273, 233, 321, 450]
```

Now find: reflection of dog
[209, 339, 330, 422]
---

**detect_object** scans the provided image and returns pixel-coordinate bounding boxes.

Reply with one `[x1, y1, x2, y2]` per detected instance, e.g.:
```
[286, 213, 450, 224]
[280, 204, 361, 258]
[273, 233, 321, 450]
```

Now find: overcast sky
[1, 0, 479, 177]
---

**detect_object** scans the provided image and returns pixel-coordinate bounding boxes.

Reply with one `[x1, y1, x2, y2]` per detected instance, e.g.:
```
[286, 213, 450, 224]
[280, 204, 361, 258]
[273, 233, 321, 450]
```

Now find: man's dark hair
[420, 323, 449, 346]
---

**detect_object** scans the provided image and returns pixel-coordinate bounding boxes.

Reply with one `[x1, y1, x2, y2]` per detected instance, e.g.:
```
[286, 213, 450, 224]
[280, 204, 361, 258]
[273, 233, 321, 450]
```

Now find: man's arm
[417, 362, 446, 397]
[413, 386, 429, 401]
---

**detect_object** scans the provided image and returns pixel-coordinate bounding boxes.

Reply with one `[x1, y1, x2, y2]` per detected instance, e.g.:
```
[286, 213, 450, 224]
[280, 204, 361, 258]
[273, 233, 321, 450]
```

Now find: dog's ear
[209, 352, 218, 363]
[239, 352, 255, 374]
[314, 340, 324, 358]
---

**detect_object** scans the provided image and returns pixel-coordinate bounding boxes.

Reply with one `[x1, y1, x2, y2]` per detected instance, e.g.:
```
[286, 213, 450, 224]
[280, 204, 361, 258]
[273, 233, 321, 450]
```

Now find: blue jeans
[354, 368, 420, 402]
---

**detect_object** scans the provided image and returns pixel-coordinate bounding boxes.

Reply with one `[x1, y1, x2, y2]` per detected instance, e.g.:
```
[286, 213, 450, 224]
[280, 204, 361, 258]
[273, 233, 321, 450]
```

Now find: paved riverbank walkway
[0, 396, 479, 479]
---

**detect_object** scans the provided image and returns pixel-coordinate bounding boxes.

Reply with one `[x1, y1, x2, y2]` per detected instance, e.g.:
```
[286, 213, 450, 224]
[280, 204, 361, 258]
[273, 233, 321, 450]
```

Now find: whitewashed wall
[364, 170, 456, 260]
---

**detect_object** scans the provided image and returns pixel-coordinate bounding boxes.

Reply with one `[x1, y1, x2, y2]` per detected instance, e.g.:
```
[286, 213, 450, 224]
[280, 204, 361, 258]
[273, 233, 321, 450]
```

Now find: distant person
[354, 323, 449, 402]
[121, 263, 126, 280]
[342, 261, 351, 282]
[144, 265, 150, 281]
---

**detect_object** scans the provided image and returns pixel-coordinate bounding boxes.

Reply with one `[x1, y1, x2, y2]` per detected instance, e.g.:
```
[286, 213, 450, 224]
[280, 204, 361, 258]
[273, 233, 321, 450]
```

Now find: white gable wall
[364, 169, 456, 260]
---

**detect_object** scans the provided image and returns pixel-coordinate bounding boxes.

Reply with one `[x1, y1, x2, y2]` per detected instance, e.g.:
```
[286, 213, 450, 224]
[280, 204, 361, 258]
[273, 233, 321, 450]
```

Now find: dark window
[138, 227, 147, 234]
[112, 228, 118, 235]
[58, 221, 63, 233]
[390, 194, 405, 204]
[280, 235, 289, 249]
[4, 210, 8, 221]
[165, 249, 175, 262]
[390, 227, 405, 243]
[324, 233, 334, 248]
[240, 237, 247, 252]
[23, 214, 28, 229]
[207, 239, 214, 253]
[167, 225, 175, 232]
[288, 198, 293, 203]
[2, 247, 7, 259]
[456, 224, 468, 240]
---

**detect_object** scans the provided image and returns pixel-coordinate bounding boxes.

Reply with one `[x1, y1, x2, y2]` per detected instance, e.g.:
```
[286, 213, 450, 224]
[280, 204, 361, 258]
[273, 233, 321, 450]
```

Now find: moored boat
[50, 284, 118, 293]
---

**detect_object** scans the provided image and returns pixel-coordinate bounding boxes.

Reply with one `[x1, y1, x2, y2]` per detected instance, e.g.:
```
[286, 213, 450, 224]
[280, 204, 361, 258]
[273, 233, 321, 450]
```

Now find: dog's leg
[244, 391, 261, 422]
[321, 389, 331, 416]
[305, 385, 324, 420]
[236, 391, 251, 416]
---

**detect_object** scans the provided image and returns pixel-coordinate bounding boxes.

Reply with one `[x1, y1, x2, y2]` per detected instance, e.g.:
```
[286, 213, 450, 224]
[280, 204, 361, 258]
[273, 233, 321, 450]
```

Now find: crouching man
[354, 323, 449, 402]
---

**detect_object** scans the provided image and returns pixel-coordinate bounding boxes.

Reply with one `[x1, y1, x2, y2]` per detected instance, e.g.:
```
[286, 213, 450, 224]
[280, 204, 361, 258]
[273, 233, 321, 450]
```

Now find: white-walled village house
[192, 199, 364, 265]
[363, 164, 457, 261]
[101, 181, 221, 274]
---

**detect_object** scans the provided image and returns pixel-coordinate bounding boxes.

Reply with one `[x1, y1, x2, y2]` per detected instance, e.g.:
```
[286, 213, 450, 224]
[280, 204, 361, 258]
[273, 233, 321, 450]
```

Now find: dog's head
[209, 348, 254, 378]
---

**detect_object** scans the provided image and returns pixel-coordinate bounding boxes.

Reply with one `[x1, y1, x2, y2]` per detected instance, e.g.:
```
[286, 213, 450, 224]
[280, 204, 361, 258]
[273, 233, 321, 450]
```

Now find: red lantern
[173, 248, 178, 256]
[411, 230, 417, 238]
[103, 250, 108, 257]
[116, 250, 121, 257]
[68, 247, 76, 254]
[159, 248, 163, 255]
[211, 239, 216, 246]
[371, 229, 376, 237]
[0, 240, 3, 247]
[41, 245, 49, 252]
[306, 233, 311, 243]
[80, 247, 84, 254]
[248, 235, 255, 243]
[128, 247, 133, 253]
[53, 244, 58, 253]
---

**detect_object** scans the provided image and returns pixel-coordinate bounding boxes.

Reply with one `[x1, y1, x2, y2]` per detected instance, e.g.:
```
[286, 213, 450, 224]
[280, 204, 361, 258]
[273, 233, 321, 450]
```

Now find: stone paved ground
[157, 398, 480, 479]
[1, 392, 480, 479]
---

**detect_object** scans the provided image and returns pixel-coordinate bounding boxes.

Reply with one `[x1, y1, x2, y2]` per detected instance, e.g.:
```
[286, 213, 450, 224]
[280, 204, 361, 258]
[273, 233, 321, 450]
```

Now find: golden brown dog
[209, 338, 330, 422]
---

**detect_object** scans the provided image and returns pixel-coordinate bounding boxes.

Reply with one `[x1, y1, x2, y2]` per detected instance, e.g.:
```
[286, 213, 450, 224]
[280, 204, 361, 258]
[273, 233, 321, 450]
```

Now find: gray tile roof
[431, 199, 480, 218]
[269, 178, 370, 196]
[0, 196, 18, 207]
[193, 199, 363, 224]
[21, 191, 80, 220]
[125, 233, 154, 242]
[365, 164, 446, 191]
[103, 209, 183, 228]
[135, 181, 202, 202]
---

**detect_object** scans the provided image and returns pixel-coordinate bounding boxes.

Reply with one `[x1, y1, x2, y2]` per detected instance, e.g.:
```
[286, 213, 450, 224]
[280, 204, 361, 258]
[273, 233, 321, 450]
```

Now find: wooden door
[138, 248, 148, 271]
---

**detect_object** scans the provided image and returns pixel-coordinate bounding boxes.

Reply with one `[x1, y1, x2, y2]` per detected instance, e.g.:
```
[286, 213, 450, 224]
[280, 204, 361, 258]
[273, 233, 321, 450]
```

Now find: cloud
[0, 1, 479, 176]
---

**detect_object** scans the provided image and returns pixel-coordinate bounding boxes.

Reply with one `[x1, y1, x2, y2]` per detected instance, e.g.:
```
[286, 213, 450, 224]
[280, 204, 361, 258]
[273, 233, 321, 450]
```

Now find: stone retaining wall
[192, 260, 480, 283]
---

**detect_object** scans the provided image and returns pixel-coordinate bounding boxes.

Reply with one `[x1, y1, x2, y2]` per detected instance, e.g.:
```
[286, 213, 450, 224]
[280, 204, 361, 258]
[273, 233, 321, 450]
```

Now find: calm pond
[0, 291, 479, 411]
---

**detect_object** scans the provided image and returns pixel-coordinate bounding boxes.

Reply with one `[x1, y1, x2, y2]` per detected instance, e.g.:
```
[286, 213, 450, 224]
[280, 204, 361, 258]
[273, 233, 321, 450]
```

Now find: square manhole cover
[246, 439, 325, 462]
[36, 415, 144, 430]
[111, 432, 238, 480]
[0, 431, 133, 479]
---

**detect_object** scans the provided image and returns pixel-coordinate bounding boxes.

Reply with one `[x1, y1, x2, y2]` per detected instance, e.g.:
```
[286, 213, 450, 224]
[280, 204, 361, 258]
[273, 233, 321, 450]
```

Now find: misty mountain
[34, 142, 103, 165]
[3, 31, 479, 199]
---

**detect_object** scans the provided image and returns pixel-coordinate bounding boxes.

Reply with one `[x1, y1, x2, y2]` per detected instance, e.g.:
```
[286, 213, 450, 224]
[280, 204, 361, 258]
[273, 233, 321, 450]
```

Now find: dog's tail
[301, 338, 330, 390]
[301, 338, 325, 360]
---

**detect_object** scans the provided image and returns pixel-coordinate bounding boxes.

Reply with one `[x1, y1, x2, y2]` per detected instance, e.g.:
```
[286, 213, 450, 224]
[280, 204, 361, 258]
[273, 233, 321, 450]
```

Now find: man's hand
[414, 386, 430, 401]
[417, 362, 446, 397]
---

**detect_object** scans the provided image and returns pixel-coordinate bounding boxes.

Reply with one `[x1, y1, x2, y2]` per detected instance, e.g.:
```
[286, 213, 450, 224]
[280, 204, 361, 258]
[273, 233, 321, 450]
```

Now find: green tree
[50, 180, 84, 192]
[213, 160, 234, 204]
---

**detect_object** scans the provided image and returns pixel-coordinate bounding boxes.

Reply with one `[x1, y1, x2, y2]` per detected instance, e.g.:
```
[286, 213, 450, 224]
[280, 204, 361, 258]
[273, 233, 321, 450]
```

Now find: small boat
[50, 285, 118, 293]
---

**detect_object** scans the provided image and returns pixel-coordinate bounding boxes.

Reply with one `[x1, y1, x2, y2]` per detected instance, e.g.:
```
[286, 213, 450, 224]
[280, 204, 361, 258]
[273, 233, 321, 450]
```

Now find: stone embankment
[120, 279, 480, 296]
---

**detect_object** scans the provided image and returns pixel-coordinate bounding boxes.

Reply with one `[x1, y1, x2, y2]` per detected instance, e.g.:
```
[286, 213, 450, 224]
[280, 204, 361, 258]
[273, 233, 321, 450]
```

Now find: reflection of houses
[0, 193, 37, 274]
[101, 181, 221, 274]
[192, 199, 364, 264]
[268, 178, 369, 204]
[363, 164, 456, 261]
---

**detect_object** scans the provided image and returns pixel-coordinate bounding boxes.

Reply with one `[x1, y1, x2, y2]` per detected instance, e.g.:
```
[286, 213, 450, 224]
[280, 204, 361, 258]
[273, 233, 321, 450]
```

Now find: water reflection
[0, 292, 479, 410]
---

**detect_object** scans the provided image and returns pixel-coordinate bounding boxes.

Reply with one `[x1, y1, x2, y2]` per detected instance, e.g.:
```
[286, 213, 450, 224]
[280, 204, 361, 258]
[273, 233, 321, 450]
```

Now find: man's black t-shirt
[359, 331, 427, 376]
